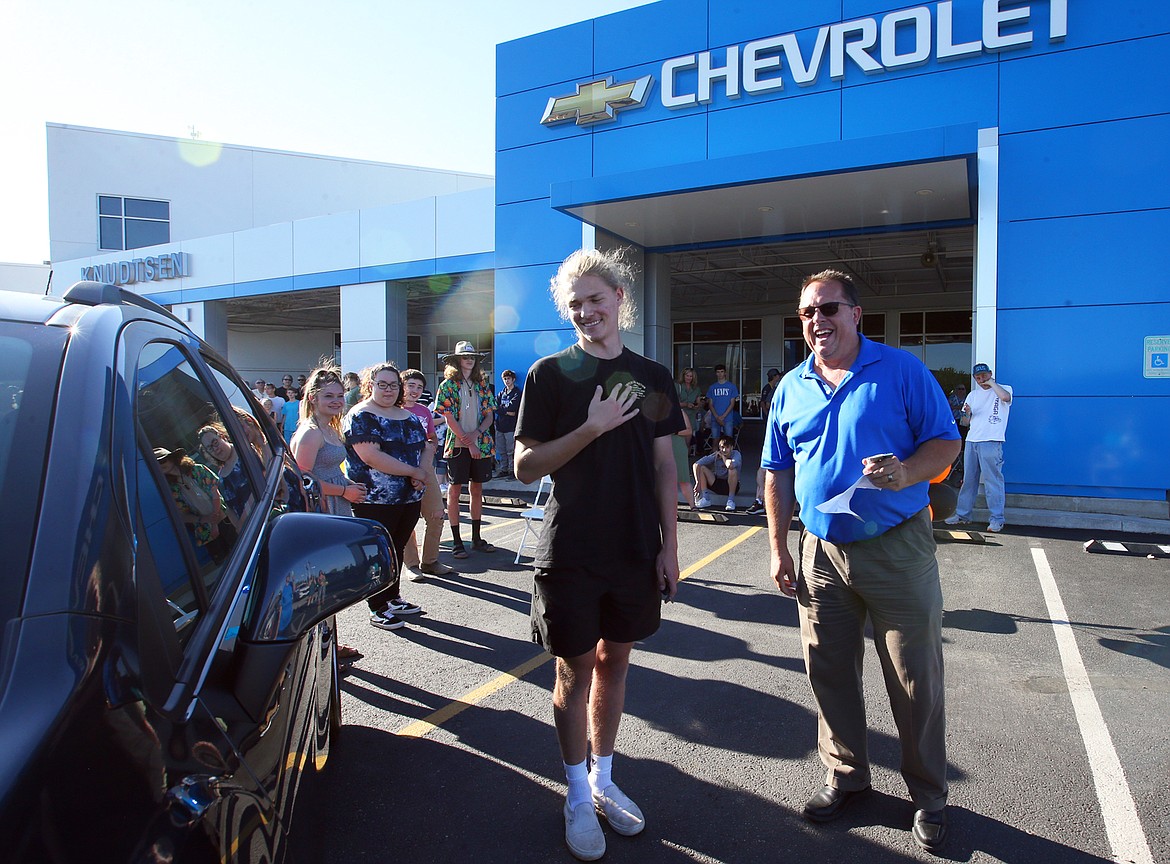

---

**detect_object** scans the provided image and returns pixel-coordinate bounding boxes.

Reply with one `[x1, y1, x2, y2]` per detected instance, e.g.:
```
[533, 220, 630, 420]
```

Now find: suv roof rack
[62, 281, 185, 326]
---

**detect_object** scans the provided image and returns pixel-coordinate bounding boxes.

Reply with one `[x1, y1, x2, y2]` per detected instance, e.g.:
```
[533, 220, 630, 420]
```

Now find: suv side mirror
[232, 513, 395, 723]
[245, 512, 395, 643]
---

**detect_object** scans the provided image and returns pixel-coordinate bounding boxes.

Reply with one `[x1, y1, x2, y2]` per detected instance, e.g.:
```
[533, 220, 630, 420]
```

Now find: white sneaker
[563, 801, 605, 861]
[725, 497, 737, 512]
[987, 521, 1005, 533]
[943, 514, 968, 526]
[695, 492, 713, 509]
[592, 783, 645, 837]
[405, 565, 426, 583]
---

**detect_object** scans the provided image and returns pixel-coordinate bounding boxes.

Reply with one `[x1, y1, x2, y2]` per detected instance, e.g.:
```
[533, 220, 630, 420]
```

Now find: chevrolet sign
[540, 76, 652, 126]
[540, 0, 1066, 123]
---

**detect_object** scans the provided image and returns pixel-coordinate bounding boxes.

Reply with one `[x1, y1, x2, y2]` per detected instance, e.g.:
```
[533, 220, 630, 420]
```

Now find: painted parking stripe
[397, 526, 762, 739]
[1030, 548, 1154, 864]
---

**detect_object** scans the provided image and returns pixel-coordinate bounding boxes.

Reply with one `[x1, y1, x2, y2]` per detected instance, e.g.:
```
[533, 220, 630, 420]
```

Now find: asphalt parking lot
[313, 497, 1168, 864]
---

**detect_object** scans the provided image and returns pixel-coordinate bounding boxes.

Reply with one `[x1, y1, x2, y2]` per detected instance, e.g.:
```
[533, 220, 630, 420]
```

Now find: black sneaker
[369, 609, 405, 631]
[387, 597, 423, 615]
[745, 500, 765, 515]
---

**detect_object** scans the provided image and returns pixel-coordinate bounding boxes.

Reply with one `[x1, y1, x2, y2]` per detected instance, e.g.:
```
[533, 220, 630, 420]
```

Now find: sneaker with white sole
[745, 500, 765, 515]
[387, 597, 423, 615]
[369, 609, 405, 631]
[592, 784, 645, 837]
[943, 514, 969, 526]
[987, 521, 1005, 533]
[563, 801, 605, 861]
[405, 566, 427, 583]
[725, 497, 737, 512]
[694, 492, 713, 510]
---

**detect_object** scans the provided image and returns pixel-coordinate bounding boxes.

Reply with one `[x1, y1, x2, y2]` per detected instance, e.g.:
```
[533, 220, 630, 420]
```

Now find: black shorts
[447, 448, 493, 484]
[531, 559, 661, 658]
[709, 477, 740, 496]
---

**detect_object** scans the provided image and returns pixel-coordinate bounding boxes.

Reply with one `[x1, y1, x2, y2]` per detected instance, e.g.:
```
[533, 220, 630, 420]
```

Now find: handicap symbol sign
[1153, 353, 1168, 368]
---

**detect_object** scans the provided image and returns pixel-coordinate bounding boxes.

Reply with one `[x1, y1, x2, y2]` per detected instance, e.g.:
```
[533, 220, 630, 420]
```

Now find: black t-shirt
[516, 344, 684, 567]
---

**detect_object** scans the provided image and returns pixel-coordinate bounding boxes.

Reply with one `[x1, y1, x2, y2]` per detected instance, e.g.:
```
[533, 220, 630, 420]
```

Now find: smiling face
[313, 381, 346, 418]
[370, 369, 401, 409]
[566, 274, 623, 353]
[799, 279, 862, 370]
[402, 377, 425, 406]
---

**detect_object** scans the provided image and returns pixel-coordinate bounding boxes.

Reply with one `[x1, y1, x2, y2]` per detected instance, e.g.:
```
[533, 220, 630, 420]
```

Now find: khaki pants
[403, 464, 444, 567]
[797, 508, 948, 811]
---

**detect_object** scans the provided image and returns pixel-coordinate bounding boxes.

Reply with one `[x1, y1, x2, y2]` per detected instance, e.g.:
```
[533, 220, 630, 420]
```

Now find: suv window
[135, 342, 258, 639]
[0, 323, 66, 629]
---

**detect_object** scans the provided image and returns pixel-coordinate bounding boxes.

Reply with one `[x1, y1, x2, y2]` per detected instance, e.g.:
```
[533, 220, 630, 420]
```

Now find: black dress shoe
[912, 807, 948, 852]
[802, 785, 869, 822]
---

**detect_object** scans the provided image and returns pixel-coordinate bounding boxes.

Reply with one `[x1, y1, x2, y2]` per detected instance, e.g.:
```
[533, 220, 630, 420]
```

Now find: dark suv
[0, 282, 393, 862]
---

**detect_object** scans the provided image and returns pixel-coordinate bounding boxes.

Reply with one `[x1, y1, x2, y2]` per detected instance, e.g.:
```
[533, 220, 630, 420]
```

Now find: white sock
[564, 760, 591, 809]
[589, 753, 613, 795]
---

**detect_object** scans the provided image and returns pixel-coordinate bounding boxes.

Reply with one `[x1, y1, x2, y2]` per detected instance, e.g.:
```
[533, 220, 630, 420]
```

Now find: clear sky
[0, 0, 653, 264]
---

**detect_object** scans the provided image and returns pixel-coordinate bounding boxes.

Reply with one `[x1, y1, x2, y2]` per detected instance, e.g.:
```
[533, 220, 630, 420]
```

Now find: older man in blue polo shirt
[762, 269, 960, 854]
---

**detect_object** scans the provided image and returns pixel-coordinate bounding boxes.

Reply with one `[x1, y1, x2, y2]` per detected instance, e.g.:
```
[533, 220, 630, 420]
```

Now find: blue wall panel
[999, 210, 1170, 309]
[710, 0, 841, 47]
[495, 200, 585, 270]
[1003, 396, 1170, 497]
[593, 113, 708, 176]
[1049, 2, 1170, 51]
[497, 21, 594, 97]
[842, 64, 999, 140]
[997, 305, 1170, 398]
[495, 327, 578, 390]
[494, 263, 564, 333]
[495, 137, 593, 206]
[1000, 35, 1170, 134]
[708, 91, 843, 160]
[999, 115, 1170, 221]
[595, 0, 708, 70]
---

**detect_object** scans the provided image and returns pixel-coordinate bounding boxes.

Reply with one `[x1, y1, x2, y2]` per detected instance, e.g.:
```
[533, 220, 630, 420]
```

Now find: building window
[99, 196, 170, 251]
[899, 310, 972, 390]
[673, 319, 763, 418]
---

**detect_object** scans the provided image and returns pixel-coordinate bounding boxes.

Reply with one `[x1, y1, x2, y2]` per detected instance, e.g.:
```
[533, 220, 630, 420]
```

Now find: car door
[121, 324, 295, 862]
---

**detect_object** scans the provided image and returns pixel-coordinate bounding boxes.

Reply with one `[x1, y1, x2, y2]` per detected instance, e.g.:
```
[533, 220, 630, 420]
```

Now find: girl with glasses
[342, 363, 429, 631]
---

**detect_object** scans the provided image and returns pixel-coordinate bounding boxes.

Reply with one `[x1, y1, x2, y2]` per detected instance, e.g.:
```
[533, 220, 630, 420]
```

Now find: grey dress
[312, 435, 353, 517]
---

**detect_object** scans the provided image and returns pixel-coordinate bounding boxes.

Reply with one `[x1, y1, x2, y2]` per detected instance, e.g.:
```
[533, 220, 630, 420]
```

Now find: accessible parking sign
[1144, 335, 1170, 378]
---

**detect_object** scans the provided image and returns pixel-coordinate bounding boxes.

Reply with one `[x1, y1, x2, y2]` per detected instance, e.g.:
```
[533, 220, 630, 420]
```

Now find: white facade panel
[233, 223, 293, 285]
[46, 124, 491, 263]
[293, 211, 360, 276]
[180, 233, 235, 290]
[436, 186, 494, 259]
[359, 199, 437, 267]
[1, 262, 51, 294]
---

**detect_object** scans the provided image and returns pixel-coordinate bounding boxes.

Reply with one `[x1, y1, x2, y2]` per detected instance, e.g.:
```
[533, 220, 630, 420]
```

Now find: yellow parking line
[395, 525, 763, 738]
[397, 651, 551, 738]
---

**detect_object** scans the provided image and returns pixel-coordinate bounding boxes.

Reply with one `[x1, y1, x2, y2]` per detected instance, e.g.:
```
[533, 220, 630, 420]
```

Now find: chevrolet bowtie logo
[540, 76, 653, 126]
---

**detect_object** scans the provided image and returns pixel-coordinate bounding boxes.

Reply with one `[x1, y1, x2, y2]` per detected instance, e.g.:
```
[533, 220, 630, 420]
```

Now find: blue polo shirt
[762, 336, 958, 544]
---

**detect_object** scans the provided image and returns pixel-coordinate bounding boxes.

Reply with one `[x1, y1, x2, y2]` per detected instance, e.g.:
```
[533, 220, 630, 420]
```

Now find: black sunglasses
[797, 301, 856, 320]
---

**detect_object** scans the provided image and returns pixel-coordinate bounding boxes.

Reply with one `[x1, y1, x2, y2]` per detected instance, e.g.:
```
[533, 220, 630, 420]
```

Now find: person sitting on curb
[693, 435, 741, 511]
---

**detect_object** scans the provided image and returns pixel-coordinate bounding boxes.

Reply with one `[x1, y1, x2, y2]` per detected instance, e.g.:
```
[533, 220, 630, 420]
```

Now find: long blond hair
[549, 247, 638, 331]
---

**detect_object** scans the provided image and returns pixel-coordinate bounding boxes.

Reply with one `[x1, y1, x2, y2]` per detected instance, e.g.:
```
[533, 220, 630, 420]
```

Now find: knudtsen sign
[82, 253, 191, 286]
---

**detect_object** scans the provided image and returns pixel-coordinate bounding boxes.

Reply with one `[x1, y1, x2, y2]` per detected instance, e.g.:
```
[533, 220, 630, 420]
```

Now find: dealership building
[48, 0, 1169, 528]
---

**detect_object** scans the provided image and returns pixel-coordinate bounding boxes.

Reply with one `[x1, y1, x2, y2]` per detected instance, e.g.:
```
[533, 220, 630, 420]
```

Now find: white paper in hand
[815, 474, 879, 521]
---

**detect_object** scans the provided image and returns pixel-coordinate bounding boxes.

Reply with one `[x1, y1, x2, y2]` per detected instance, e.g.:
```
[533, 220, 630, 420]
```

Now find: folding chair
[514, 475, 552, 564]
